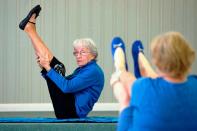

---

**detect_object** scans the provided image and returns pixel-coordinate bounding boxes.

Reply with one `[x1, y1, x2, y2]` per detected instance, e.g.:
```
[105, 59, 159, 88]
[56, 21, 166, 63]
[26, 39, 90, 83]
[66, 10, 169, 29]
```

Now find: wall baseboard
[0, 103, 119, 112]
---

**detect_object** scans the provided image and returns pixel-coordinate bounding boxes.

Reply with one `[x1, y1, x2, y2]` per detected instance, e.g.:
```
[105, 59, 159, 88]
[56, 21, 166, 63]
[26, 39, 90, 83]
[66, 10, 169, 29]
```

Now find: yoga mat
[0, 116, 118, 123]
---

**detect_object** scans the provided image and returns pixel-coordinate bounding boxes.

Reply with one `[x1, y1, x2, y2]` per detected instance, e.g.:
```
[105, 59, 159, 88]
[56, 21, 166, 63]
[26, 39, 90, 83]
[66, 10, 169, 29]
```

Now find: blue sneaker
[111, 37, 128, 71]
[131, 40, 144, 78]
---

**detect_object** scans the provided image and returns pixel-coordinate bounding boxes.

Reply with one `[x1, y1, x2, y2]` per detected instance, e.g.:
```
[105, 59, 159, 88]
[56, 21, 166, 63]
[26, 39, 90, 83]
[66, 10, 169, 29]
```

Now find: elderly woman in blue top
[19, 5, 104, 119]
[110, 32, 197, 131]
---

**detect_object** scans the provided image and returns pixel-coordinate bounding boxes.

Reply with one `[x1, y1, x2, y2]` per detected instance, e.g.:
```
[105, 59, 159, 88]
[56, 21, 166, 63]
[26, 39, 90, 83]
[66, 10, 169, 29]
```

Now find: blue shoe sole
[111, 36, 128, 71]
[131, 40, 144, 78]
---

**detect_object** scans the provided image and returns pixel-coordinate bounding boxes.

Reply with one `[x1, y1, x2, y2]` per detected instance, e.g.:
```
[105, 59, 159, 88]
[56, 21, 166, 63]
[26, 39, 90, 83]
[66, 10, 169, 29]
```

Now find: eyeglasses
[73, 51, 91, 56]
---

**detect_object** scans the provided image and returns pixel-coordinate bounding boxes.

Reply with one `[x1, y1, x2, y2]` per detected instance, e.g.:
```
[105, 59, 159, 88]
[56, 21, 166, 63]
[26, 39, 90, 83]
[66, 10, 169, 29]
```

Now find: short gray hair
[73, 38, 98, 60]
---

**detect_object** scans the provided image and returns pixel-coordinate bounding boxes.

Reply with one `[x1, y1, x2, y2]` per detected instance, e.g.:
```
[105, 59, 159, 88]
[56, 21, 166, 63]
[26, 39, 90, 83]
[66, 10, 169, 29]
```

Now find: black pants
[42, 57, 78, 119]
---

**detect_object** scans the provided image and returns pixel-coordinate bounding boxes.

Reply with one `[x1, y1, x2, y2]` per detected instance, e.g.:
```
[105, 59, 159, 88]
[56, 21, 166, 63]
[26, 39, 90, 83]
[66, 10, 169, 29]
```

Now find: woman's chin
[77, 62, 83, 67]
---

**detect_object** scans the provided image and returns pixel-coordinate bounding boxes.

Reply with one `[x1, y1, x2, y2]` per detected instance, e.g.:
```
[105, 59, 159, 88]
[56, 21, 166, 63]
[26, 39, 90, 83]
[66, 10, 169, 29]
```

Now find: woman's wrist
[45, 66, 51, 71]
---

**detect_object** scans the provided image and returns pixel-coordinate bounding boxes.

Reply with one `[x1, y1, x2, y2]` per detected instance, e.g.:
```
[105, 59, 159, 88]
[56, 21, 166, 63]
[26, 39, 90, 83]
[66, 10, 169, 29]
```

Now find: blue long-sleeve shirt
[45, 60, 104, 118]
[118, 75, 197, 131]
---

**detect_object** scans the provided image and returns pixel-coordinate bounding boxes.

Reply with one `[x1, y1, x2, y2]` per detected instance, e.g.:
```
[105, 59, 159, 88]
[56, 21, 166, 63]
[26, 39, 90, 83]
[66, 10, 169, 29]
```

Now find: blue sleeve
[46, 67, 100, 93]
[118, 106, 134, 131]
[40, 69, 47, 78]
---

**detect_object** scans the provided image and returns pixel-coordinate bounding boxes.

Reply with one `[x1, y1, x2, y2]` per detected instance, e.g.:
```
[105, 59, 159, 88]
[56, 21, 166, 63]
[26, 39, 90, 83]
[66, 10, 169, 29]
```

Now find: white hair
[73, 38, 98, 60]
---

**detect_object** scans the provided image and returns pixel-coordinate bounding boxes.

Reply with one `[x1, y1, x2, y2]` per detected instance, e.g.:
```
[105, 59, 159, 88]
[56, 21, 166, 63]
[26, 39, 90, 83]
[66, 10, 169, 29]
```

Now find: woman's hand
[37, 53, 51, 71]
[36, 56, 43, 70]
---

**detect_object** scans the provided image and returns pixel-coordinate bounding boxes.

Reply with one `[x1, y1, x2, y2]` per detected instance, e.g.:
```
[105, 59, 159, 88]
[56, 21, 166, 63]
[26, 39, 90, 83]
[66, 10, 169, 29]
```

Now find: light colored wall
[0, 0, 197, 103]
